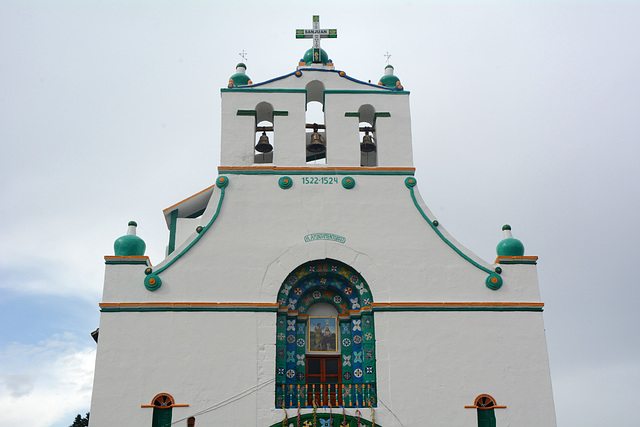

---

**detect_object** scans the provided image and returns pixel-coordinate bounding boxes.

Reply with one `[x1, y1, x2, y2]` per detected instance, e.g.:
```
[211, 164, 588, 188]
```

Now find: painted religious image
[308, 317, 337, 352]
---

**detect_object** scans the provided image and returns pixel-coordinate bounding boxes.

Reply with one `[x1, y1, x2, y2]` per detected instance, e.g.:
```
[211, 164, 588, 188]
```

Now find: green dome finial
[228, 63, 252, 87]
[378, 64, 402, 89]
[114, 221, 146, 256]
[496, 224, 525, 256]
[301, 48, 330, 66]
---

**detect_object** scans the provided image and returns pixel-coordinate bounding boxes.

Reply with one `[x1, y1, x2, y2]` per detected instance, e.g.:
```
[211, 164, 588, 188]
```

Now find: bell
[360, 129, 376, 153]
[255, 130, 273, 153]
[307, 123, 326, 153]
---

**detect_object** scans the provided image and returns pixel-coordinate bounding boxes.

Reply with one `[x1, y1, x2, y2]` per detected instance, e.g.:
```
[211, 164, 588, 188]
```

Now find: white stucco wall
[90, 309, 555, 426]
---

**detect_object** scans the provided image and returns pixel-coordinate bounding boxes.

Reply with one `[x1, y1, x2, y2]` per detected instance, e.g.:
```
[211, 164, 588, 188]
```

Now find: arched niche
[254, 101, 274, 163]
[275, 259, 377, 409]
[305, 80, 326, 164]
[358, 104, 377, 167]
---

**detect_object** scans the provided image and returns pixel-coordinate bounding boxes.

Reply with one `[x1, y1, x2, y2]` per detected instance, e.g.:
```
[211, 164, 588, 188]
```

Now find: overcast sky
[1, 1, 639, 426]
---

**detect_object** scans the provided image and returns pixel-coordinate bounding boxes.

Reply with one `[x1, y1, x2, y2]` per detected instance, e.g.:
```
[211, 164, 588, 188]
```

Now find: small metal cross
[239, 50, 248, 62]
[384, 51, 392, 64]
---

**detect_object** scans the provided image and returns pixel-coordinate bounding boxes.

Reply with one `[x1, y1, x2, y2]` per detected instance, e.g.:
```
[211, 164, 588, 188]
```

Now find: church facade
[89, 16, 556, 427]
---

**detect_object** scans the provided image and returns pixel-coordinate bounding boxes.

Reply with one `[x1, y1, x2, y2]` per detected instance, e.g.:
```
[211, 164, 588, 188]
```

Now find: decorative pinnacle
[239, 50, 248, 62]
[384, 51, 392, 64]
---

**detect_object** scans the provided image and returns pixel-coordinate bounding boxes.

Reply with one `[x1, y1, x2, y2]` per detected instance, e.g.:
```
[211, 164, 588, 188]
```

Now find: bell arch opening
[275, 259, 376, 409]
[305, 80, 326, 164]
[254, 102, 274, 163]
[358, 104, 377, 167]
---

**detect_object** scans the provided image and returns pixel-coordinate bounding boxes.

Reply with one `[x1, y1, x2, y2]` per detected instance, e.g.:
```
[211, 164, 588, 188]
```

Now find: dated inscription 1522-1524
[301, 177, 338, 185]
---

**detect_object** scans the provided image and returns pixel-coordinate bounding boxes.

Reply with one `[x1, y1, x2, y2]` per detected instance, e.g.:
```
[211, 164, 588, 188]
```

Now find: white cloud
[553, 361, 640, 426]
[0, 334, 95, 427]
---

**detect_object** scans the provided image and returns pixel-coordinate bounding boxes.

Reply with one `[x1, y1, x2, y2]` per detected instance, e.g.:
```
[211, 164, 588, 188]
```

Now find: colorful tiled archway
[276, 259, 376, 408]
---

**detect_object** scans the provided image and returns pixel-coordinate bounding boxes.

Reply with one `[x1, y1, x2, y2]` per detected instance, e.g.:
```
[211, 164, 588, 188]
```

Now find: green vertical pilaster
[167, 209, 178, 255]
[296, 319, 307, 406]
[340, 319, 353, 406]
[275, 313, 287, 407]
[362, 313, 376, 406]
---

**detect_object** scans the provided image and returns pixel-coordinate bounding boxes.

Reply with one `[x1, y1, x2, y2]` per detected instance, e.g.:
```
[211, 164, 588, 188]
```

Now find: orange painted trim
[101, 301, 542, 309]
[464, 393, 506, 409]
[371, 302, 544, 308]
[218, 166, 415, 172]
[141, 404, 189, 408]
[100, 302, 279, 308]
[104, 256, 150, 261]
[141, 392, 190, 409]
[464, 405, 507, 409]
[495, 255, 538, 262]
[99, 302, 544, 310]
[163, 184, 216, 213]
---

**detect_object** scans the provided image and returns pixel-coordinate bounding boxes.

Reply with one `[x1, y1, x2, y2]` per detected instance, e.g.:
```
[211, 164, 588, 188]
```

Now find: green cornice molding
[405, 177, 503, 289]
[222, 88, 307, 93]
[104, 257, 151, 266]
[218, 167, 414, 176]
[101, 305, 278, 313]
[373, 305, 542, 312]
[143, 176, 228, 291]
[100, 302, 542, 313]
[324, 90, 408, 95]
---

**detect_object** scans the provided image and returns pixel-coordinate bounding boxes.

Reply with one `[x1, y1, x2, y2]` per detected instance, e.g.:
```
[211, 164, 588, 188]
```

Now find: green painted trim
[407, 183, 495, 276]
[147, 177, 227, 280]
[101, 305, 542, 313]
[498, 259, 538, 265]
[219, 169, 414, 176]
[222, 88, 307, 93]
[237, 109, 288, 117]
[168, 209, 178, 255]
[373, 306, 543, 312]
[101, 306, 278, 313]
[324, 90, 409, 95]
[344, 112, 391, 121]
[105, 259, 149, 265]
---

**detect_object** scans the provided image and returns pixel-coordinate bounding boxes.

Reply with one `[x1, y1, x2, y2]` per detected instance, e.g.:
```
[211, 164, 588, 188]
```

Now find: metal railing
[279, 383, 376, 408]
